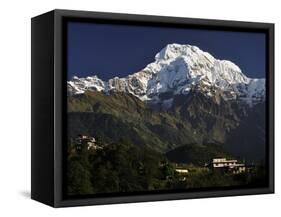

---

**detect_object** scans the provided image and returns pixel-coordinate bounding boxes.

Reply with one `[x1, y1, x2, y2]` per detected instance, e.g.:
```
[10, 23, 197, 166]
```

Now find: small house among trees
[175, 168, 189, 174]
[75, 135, 102, 151]
[208, 158, 246, 174]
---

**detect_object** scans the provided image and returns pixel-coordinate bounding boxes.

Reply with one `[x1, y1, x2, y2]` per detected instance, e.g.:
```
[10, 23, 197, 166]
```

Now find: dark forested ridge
[67, 139, 267, 195]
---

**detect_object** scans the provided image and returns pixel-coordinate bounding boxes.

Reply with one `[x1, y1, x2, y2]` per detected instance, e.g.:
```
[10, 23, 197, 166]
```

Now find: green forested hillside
[68, 91, 246, 154]
[68, 141, 165, 195]
[68, 91, 198, 152]
[67, 141, 267, 195]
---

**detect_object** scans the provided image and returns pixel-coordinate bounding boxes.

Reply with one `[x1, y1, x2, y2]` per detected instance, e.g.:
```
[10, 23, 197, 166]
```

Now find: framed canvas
[31, 9, 274, 207]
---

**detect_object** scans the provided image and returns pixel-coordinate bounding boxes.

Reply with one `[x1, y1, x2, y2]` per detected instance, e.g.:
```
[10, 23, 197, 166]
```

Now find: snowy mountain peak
[68, 75, 106, 95]
[145, 43, 248, 85]
[155, 43, 215, 63]
[67, 44, 265, 106]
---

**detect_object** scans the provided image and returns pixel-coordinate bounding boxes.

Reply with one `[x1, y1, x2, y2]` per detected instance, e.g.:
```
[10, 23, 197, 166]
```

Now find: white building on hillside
[210, 158, 246, 174]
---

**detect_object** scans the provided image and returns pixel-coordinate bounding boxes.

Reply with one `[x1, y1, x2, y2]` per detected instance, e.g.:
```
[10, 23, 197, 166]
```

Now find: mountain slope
[68, 91, 199, 152]
[224, 102, 266, 161]
[67, 90, 265, 161]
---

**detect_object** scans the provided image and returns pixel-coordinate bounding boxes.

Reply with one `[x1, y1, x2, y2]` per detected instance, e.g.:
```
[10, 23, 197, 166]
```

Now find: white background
[0, 0, 279, 216]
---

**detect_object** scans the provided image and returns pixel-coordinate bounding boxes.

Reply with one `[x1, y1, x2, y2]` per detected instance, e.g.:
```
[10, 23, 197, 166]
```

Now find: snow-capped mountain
[67, 43, 265, 106]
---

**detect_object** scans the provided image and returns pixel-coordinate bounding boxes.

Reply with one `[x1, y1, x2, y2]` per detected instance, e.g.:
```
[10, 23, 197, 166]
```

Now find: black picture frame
[31, 9, 274, 207]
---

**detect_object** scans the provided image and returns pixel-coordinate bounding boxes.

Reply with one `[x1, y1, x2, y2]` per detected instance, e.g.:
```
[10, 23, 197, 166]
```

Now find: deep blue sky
[67, 22, 266, 80]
